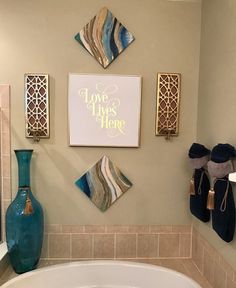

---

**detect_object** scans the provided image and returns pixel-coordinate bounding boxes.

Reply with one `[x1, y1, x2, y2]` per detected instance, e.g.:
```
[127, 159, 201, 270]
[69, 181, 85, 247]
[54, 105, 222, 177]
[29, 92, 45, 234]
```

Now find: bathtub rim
[1, 260, 202, 288]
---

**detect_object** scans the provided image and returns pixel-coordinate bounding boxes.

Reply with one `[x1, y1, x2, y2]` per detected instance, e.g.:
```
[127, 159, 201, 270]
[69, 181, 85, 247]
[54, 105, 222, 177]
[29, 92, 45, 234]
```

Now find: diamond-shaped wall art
[74, 7, 135, 69]
[75, 155, 132, 211]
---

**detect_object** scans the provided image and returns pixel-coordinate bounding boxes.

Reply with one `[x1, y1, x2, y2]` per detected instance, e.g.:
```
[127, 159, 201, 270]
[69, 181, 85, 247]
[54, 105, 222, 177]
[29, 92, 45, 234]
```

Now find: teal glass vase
[6, 149, 44, 274]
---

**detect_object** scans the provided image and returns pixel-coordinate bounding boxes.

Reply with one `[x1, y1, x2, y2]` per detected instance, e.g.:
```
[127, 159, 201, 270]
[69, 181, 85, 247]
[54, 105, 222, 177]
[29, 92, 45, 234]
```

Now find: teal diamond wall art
[74, 7, 135, 68]
[75, 155, 132, 211]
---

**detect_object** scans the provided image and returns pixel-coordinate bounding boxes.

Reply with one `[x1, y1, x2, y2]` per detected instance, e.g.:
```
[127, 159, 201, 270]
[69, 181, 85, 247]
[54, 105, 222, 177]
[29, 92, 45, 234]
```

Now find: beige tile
[201, 236, 217, 260]
[3, 200, 11, 216]
[2, 177, 11, 200]
[192, 277, 213, 287]
[203, 250, 214, 286]
[0, 86, 10, 108]
[159, 233, 179, 257]
[41, 234, 48, 259]
[149, 225, 172, 233]
[1, 132, 10, 155]
[219, 256, 235, 281]
[84, 225, 106, 233]
[48, 234, 70, 258]
[160, 259, 187, 274]
[0, 266, 16, 284]
[116, 234, 136, 258]
[106, 225, 128, 233]
[215, 252, 221, 266]
[39, 259, 69, 268]
[137, 259, 163, 266]
[213, 262, 227, 288]
[128, 225, 149, 233]
[183, 259, 213, 288]
[0, 255, 9, 278]
[2, 155, 11, 177]
[137, 234, 158, 258]
[1, 109, 10, 133]
[71, 234, 93, 259]
[180, 234, 191, 257]
[192, 226, 197, 237]
[62, 225, 84, 233]
[45, 224, 62, 233]
[172, 225, 191, 233]
[227, 277, 236, 288]
[1, 224, 6, 241]
[192, 231, 204, 273]
[94, 234, 114, 259]
[182, 259, 201, 278]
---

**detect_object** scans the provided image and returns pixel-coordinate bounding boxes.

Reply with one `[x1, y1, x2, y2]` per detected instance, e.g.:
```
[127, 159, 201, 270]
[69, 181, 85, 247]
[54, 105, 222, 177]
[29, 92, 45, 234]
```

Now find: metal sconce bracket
[155, 73, 181, 140]
[25, 74, 50, 142]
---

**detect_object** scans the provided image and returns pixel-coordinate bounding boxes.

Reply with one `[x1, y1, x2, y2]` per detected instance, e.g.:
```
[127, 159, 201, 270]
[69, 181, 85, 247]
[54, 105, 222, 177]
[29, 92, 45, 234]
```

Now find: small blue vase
[6, 149, 44, 274]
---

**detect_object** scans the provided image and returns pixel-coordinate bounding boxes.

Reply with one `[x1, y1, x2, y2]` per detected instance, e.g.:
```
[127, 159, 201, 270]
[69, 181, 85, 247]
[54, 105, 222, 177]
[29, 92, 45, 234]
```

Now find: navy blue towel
[212, 178, 235, 243]
[190, 168, 210, 222]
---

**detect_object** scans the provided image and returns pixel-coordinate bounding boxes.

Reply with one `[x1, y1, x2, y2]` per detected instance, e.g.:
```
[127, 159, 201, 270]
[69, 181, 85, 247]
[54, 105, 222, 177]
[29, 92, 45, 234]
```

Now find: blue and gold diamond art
[75, 155, 132, 211]
[75, 7, 135, 68]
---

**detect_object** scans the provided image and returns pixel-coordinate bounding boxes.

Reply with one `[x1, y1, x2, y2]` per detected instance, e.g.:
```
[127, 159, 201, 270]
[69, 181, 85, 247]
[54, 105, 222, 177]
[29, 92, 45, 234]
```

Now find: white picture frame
[68, 73, 142, 147]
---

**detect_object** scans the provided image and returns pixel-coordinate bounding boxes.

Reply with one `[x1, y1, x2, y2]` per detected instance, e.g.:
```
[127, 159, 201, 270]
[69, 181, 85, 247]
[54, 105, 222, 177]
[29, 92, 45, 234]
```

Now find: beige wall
[196, 0, 236, 269]
[0, 0, 201, 225]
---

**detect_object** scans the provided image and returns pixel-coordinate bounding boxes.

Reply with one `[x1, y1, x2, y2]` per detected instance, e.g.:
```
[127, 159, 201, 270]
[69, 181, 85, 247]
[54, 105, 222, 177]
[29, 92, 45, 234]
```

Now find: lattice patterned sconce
[25, 74, 50, 142]
[155, 73, 181, 140]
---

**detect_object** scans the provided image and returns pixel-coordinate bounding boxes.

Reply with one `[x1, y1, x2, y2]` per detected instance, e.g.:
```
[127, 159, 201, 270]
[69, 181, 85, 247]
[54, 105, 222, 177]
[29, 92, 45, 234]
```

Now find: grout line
[45, 234, 49, 259]
[178, 233, 181, 257]
[40, 256, 194, 261]
[156, 234, 159, 258]
[114, 234, 117, 259]
[190, 224, 193, 258]
[69, 234, 72, 260]
[202, 247, 206, 276]
[157, 233, 160, 257]
[47, 234, 50, 258]
[91, 234, 94, 259]
[111, 233, 115, 259]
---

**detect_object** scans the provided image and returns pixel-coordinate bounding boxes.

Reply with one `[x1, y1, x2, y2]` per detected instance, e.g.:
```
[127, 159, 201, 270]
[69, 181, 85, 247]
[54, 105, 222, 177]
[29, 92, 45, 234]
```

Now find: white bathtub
[2, 260, 201, 288]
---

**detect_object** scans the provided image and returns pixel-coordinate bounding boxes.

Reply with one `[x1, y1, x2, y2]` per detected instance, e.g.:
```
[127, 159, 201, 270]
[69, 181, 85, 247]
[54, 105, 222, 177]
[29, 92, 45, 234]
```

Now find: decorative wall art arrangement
[155, 73, 181, 140]
[74, 7, 135, 68]
[75, 155, 132, 211]
[25, 74, 50, 142]
[68, 73, 142, 147]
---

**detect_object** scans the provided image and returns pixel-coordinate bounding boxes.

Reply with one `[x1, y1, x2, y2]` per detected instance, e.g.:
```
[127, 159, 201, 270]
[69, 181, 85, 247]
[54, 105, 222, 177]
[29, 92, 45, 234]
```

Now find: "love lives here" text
[79, 86, 125, 137]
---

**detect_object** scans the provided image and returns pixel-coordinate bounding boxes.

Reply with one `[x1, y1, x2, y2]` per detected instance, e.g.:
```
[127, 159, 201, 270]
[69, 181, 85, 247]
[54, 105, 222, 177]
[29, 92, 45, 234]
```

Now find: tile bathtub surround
[0, 259, 213, 288]
[0, 85, 11, 241]
[43, 225, 192, 260]
[192, 227, 236, 288]
[42, 224, 236, 287]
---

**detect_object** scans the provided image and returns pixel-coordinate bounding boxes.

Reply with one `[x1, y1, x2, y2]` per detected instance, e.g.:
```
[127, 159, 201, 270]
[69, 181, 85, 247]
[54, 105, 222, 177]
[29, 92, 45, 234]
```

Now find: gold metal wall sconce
[155, 73, 181, 140]
[25, 74, 50, 142]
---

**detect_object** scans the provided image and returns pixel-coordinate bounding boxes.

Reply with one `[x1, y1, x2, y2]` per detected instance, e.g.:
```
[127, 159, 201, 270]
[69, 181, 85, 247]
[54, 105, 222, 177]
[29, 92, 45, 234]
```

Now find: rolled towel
[207, 143, 236, 242]
[188, 143, 211, 223]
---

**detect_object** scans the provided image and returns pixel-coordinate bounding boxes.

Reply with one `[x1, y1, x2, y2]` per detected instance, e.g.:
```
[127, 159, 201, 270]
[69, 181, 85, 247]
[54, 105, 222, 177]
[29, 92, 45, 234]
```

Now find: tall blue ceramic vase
[6, 149, 44, 274]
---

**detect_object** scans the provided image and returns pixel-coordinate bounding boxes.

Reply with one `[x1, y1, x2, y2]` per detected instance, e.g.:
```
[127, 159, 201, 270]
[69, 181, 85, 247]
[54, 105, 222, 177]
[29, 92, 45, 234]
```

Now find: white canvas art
[68, 74, 142, 147]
